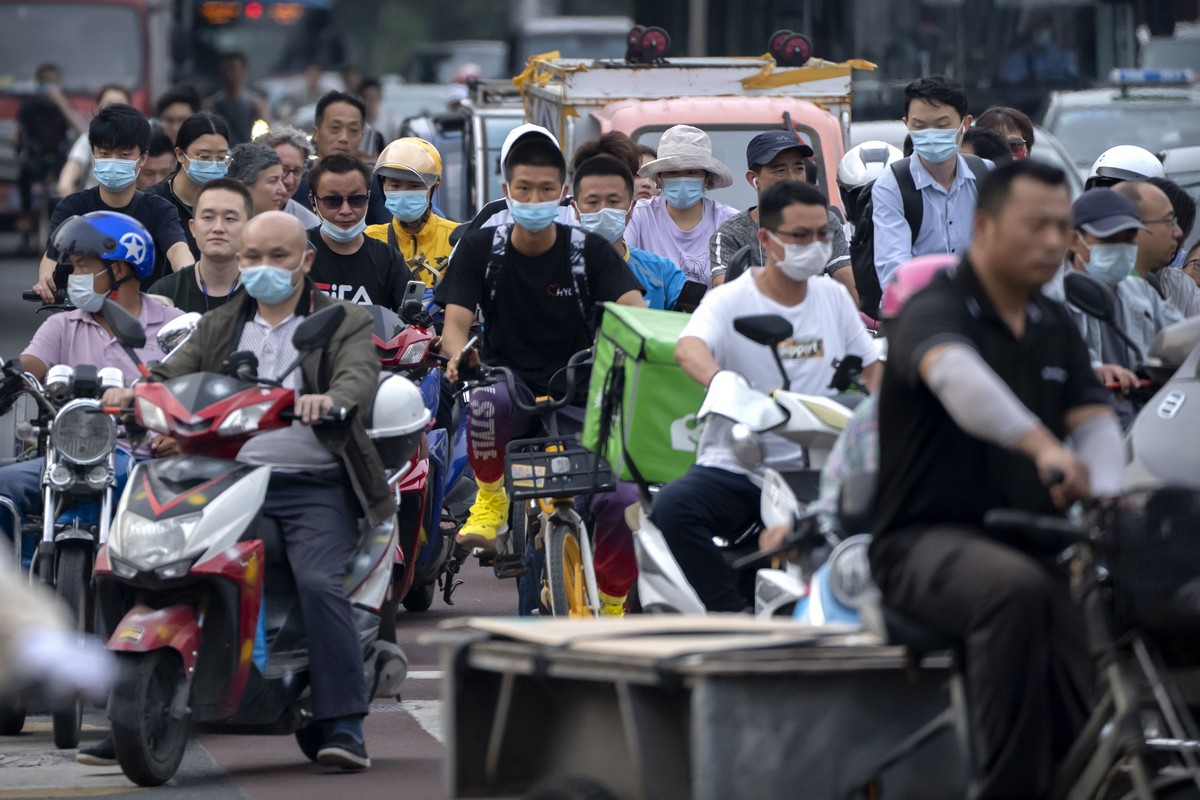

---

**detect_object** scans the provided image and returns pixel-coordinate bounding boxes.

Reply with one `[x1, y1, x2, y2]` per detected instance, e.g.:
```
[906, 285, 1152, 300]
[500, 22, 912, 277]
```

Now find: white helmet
[838, 141, 904, 188]
[368, 374, 431, 469]
[1087, 145, 1165, 184]
[499, 123, 560, 168]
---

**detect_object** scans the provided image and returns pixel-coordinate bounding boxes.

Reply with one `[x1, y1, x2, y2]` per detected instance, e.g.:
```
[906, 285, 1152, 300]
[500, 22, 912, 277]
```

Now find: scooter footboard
[108, 604, 200, 674]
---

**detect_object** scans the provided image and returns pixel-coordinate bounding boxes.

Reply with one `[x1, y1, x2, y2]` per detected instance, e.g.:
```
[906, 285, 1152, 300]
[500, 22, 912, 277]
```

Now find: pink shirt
[624, 195, 739, 287]
[23, 295, 183, 385]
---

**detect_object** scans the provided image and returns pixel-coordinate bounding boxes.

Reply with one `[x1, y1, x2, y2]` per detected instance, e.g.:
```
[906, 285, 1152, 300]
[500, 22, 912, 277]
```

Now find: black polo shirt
[871, 258, 1108, 560]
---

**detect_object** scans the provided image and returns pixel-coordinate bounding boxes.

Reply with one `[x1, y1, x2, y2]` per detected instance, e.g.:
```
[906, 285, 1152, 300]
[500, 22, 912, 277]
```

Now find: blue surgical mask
[67, 273, 106, 313]
[93, 158, 139, 191]
[578, 207, 629, 243]
[186, 157, 229, 185]
[385, 190, 430, 223]
[508, 197, 560, 233]
[662, 177, 705, 210]
[240, 262, 301, 304]
[909, 128, 961, 164]
[1084, 243, 1137, 286]
[318, 211, 367, 243]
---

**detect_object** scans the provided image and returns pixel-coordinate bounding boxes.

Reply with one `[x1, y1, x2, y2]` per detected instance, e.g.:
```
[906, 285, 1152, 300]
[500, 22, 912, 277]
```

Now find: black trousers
[264, 468, 368, 721]
[649, 465, 760, 612]
[872, 526, 1092, 799]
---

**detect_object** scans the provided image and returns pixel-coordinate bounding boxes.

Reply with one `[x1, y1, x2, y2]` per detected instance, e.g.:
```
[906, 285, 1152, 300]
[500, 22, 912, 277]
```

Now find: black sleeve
[143, 194, 187, 250]
[384, 246, 413, 311]
[45, 193, 88, 255]
[1056, 304, 1110, 408]
[888, 281, 976, 387]
[433, 230, 488, 310]
[584, 234, 644, 302]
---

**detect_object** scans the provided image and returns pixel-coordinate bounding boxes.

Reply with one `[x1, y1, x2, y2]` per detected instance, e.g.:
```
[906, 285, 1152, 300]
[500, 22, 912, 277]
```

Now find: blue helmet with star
[50, 211, 156, 277]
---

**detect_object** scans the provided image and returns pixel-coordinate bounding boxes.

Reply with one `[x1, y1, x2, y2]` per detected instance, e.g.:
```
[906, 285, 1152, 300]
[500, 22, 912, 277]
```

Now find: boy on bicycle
[436, 133, 645, 614]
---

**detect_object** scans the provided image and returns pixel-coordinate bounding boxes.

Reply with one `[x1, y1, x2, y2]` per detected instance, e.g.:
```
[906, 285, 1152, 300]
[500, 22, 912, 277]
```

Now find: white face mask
[766, 231, 831, 282]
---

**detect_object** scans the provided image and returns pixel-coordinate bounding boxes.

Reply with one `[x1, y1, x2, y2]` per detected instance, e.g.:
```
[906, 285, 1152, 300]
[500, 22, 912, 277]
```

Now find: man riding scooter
[101, 210, 390, 770]
[653, 180, 881, 612]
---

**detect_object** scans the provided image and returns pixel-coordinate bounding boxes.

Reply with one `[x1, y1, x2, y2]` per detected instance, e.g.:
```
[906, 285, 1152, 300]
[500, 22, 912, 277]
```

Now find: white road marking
[406, 670, 442, 680]
[400, 700, 444, 743]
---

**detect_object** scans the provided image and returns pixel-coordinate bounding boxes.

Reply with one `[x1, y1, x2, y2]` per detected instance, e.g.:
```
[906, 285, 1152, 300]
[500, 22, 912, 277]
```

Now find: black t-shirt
[144, 178, 199, 261]
[307, 228, 413, 310]
[434, 223, 642, 395]
[148, 264, 241, 314]
[871, 259, 1108, 565]
[47, 187, 187, 290]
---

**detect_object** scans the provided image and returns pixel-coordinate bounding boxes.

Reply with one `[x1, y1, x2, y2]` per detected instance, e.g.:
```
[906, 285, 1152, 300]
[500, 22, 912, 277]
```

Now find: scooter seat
[243, 515, 288, 567]
[881, 606, 959, 656]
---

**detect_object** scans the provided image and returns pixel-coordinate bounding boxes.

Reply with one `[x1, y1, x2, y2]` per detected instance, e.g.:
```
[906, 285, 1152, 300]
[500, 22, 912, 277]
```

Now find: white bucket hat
[638, 125, 733, 189]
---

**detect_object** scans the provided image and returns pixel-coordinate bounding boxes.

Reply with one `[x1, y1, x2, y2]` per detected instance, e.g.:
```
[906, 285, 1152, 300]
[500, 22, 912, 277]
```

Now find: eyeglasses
[1183, 259, 1200, 271]
[187, 153, 232, 166]
[1006, 138, 1028, 156]
[1141, 215, 1180, 229]
[280, 166, 306, 179]
[315, 193, 370, 211]
[769, 227, 829, 245]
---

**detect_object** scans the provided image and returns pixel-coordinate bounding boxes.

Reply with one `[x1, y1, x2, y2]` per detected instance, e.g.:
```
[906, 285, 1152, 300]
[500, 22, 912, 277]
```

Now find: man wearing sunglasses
[307, 154, 412, 310]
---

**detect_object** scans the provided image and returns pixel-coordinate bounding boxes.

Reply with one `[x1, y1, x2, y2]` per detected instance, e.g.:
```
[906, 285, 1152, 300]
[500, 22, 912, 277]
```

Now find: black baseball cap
[1072, 188, 1146, 238]
[746, 131, 815, 169]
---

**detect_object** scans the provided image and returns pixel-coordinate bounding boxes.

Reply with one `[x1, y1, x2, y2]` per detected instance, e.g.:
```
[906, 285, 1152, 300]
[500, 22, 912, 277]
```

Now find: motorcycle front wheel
[51, 544, 91, 749]
[111, 650, 189, 787]
[0, 695, 26, 735]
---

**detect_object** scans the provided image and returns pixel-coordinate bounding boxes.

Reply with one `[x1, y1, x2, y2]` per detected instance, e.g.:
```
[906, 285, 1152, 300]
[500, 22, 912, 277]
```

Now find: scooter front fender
[108, 604, 200, 675]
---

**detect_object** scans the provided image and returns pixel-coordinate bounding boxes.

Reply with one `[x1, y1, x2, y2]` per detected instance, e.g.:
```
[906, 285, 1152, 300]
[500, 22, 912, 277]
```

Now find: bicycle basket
[1109, 488, 1200, 645]
[504, 436, 616, 501]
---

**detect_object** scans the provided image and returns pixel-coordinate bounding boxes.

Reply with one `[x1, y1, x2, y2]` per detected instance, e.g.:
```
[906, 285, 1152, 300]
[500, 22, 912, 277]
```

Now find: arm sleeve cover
[924, 345, 1041, 449]
[1069, 412, 1124, 497]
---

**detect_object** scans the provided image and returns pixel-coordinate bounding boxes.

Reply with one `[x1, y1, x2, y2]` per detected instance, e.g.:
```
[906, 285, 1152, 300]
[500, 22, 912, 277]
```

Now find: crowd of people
[3, 57, 1197, 796]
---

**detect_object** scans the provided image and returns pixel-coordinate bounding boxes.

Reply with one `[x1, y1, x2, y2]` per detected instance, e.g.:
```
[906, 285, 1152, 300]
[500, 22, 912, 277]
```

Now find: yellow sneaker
[456, 478, 509, 551]
[599, 592, 627, 617]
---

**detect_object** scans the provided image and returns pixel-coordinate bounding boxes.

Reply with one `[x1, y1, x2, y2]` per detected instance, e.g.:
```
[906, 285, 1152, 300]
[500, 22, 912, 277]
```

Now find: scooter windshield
[697, 370, 788, 432]
[160, 372, 262, 415]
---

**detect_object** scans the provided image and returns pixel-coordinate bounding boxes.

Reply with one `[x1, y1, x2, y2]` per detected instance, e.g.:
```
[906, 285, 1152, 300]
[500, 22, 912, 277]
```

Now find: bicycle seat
[881, 605, 959, 656]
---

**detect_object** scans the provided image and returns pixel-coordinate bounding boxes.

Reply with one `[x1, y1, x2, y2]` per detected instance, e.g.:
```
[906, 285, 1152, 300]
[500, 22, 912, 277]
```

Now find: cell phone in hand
[402, 279, 425, 308]
[671, 280, 708, 313]
[455, 335, 479, 374]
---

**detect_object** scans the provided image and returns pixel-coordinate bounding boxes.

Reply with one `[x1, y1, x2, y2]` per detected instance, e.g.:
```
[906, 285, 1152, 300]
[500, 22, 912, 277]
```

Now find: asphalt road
[0, 249, 520, 799]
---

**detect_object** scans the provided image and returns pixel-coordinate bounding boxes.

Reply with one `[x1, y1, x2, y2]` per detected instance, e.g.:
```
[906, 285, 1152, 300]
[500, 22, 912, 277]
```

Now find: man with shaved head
[103, 209, 389, 770]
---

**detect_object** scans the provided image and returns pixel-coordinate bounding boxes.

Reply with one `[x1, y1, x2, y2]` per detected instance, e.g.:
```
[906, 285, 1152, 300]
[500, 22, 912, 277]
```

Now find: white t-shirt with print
[681, 269, 880, 475]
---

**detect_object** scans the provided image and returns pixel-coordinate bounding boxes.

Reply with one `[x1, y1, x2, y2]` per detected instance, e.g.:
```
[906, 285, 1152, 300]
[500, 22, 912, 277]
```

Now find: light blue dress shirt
[871, 154, 989, 288]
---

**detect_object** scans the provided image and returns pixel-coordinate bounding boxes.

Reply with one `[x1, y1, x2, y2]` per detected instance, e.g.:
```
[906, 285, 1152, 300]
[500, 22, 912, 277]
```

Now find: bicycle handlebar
[460, 348, 592, 414]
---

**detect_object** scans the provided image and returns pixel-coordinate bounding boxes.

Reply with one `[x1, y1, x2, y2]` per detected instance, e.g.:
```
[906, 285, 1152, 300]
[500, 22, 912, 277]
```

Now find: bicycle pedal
[491, 554, 527, 580]
[474, 550, 496, 567]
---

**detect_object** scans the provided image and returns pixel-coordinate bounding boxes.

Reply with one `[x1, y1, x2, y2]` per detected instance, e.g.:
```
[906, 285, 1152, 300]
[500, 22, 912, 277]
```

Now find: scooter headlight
[110, 511, 202, 570]
[51, 401, 117, 465]
[217, 400, 276, 436]
[136, 396, 171, 434]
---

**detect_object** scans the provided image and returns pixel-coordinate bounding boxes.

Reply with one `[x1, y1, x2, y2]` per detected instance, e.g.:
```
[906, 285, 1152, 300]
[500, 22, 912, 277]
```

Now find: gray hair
[255, 125, 313, 159]
[228, 142, 282, 185]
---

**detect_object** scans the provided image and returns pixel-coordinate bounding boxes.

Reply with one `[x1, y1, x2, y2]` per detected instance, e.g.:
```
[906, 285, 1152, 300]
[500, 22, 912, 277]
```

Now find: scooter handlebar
[278, 406, 352, 425]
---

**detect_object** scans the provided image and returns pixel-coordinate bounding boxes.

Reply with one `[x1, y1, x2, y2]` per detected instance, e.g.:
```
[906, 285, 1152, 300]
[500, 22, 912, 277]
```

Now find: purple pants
[468, 380, 638, 597]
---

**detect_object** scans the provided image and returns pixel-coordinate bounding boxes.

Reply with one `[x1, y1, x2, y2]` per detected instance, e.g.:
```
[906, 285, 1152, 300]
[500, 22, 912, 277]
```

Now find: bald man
[102, 210, 390, 770]
[1114, 180, 1199, 318]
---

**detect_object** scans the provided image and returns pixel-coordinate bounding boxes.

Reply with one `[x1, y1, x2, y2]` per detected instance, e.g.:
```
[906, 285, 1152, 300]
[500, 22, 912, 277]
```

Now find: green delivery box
[582, 302, 706, 483]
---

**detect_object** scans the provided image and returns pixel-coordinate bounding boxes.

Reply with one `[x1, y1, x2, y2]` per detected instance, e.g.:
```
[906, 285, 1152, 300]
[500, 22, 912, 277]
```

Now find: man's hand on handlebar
[150, 435, 180, 458]
[758, 524, 790, 553]
[1094, 363, 1138, 396]
[1035, 443, 1090, 510]
[446, 341, 479, 384]
[295, 393, 335, 426]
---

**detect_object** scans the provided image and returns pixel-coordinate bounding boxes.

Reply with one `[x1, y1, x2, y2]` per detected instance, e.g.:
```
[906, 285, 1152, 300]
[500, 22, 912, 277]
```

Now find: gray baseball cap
[1072, 188, 1147, 238]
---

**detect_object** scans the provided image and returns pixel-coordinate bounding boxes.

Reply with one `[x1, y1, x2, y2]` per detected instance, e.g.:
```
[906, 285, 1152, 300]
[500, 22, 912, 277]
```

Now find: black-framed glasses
[315, 193, 370, 211]
[280, 166, 306, 179]
[1141, 215, 1179, 229]
[1183, 259, 1200, 271]
[769, 227, 829, 245]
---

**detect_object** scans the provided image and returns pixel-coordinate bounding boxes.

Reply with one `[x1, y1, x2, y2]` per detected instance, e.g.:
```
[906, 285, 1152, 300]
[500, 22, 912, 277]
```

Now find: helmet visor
[50, 216, 119, 265]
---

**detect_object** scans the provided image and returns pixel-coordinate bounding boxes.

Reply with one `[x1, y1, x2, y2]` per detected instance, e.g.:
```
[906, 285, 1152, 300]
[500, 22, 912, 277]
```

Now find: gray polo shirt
[709, 207, 850, 279]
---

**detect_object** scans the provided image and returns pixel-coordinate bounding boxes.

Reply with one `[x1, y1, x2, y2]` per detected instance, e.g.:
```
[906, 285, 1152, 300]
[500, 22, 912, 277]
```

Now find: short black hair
[1148, 176, 1197, 241]
[572, 155, 634, 199]
[903, 75, 968, 120]
[758, 180, 828, 231]
[315, 91, 365, 127]
[195, 177, 254, 219]
[156, 84, 201, 117]
[309, 153, 372, 195]
[504, 138, 566, 183]
[147, 131, 174, 158]
[961, 128, 1012, 165]
[174, 111, 231, 153]
[358, 78, 382, 95]
[571, 131, 640, 177]
[976, 160, 1067, 218]
[89, 103, 151, 154]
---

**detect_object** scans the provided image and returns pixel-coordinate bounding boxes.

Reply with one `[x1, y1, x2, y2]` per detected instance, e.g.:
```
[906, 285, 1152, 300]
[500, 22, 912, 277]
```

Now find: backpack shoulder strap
[962, 153, 991, 184]
[567, 225, 593, 333]
[483, 224, 512, 308]
[387, 219, 398, 249]
[891, 158, 924, 247]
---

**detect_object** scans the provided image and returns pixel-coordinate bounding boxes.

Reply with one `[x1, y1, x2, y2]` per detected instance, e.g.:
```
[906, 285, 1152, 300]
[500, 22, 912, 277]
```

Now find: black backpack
[850, 155, 989, 319]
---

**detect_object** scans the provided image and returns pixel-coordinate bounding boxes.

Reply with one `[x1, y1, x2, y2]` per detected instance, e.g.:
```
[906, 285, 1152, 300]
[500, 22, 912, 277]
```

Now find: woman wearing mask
[145, 112, 232, 259]
[625, 125, 738, 287]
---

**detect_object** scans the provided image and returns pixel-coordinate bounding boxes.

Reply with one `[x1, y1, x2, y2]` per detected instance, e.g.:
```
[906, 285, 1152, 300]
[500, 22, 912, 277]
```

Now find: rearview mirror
[156, 312, 201, 356]
[734, 314, 793, 347]
[837, 471, 877, 535]
[102, 298, 146, 349]
[292, 304, 346, 353]
[1064, 272, 1116, 325]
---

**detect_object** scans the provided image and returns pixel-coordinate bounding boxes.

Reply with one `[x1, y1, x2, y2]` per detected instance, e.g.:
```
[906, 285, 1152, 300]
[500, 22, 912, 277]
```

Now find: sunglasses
[1007, 138, 1028, 156]
[315, 193, 369, 211]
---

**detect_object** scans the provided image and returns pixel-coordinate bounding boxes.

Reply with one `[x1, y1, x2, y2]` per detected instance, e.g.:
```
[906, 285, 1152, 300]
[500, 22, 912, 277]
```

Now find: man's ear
[300, 246, 315, 275]
[962, 114, 974, 130]
[745, 169, 757, 188]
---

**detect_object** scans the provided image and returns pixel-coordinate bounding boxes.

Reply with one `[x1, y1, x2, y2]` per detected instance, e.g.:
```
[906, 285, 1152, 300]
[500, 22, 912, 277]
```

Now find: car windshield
[0, 3, 141, 94]
[1049, 102, 1200, 167]
[1141, 40, 1200, 72]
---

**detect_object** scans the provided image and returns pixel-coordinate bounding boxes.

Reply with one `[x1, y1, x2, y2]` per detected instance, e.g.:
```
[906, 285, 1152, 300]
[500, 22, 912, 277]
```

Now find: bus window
[190, 0, 344, 86]
[0, 3, 141, 95]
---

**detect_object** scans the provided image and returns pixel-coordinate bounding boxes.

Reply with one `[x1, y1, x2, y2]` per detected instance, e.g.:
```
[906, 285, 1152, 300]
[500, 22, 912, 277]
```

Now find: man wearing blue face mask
[869, 76, 991, 294]
[1045, 188, 1179, 396]
[306, 154, 412, 309]
[34, 105, 193, 303]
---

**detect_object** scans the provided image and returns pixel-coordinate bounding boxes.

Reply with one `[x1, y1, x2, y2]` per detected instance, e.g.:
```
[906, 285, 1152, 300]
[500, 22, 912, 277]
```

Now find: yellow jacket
[365, 214, 458, 288]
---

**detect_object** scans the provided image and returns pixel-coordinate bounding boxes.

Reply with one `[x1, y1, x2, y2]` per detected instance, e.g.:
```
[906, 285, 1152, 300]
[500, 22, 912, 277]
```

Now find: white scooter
[632, 314, 860, 615]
